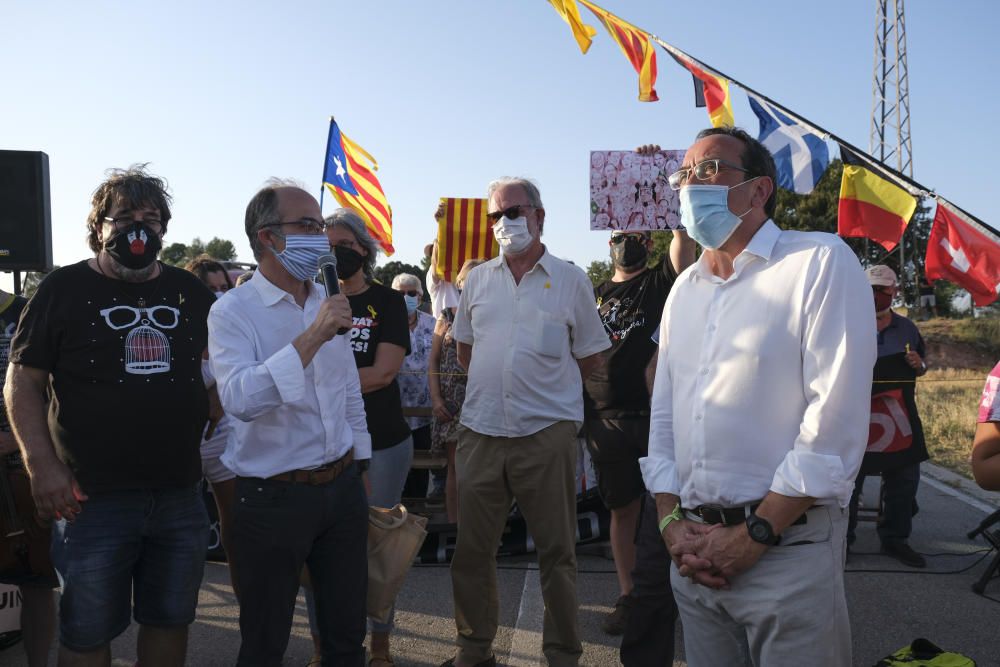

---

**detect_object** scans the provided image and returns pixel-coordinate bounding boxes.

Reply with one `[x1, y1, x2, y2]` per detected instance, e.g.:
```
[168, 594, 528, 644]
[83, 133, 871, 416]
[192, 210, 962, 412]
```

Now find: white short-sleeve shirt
[453, 248, 610, 437]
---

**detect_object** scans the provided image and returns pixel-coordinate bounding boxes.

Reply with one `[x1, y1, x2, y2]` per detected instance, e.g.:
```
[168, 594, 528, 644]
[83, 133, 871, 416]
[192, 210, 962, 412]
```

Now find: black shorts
[584, 417, 649, 509]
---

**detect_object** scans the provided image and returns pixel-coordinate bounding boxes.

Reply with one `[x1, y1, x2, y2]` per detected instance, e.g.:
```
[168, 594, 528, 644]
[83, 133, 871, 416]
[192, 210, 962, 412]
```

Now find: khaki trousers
[451, 421, 582, 666]
[671, 506, 851, 667]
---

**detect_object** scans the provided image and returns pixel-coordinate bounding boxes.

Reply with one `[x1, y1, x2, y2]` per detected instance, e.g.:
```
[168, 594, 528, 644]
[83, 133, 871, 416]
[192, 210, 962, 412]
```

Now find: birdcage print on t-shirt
[99, 304, 179, 375]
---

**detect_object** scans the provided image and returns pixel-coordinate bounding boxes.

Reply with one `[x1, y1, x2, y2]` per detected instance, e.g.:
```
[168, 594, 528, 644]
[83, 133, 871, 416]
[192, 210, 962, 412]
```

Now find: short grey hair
[244, 178, 307, 260]
[486, 177, 544, 209]
[391, 272, 421, 292]
[325, 207, 379, 281]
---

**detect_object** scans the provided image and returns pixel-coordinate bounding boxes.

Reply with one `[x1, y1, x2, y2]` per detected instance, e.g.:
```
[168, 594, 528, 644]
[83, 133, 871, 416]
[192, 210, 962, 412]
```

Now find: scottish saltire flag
[747, 94, 829, 194]
[322, 119, 394, 254]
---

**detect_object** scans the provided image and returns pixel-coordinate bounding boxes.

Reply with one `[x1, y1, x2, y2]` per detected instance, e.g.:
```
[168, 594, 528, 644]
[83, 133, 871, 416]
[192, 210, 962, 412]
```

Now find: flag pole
[319, 116, 335, 214]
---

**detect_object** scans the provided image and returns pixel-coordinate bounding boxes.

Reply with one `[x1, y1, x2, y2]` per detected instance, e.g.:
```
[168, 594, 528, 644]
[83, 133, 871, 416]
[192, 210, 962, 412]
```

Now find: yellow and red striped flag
[579, 0, 658, 102]
[665, 48, 734, 127]
[322, 119, 394, 255]
[435, 198, 498, 282]
[548, 0, 597, 54]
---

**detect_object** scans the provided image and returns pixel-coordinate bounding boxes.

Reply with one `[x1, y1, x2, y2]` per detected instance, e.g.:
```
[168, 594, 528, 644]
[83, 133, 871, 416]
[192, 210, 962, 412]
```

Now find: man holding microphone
[209, 179, 371, 666]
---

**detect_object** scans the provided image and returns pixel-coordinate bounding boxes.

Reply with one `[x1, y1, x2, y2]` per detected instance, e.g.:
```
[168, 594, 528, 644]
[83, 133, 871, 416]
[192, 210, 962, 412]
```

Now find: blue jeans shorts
[51, 485, 208, 651]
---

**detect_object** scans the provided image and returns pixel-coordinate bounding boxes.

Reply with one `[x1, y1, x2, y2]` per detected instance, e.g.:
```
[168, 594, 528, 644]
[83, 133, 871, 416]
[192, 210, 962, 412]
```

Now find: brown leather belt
[265, 451, 354, 486]
[688, 502, 810, 527]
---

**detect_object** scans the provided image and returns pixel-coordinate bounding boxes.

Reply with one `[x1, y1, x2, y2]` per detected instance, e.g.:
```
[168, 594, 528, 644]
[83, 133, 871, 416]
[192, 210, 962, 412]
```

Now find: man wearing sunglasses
[582, 146, 696, 645]
[443, 177, 610, 667]
[5, 165, 217, 666]
[640, 128, 875, 666]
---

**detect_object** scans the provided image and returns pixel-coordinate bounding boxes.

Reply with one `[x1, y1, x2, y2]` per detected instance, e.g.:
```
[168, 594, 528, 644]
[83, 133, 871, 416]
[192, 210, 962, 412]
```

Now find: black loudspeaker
[0, 150, 52, 272]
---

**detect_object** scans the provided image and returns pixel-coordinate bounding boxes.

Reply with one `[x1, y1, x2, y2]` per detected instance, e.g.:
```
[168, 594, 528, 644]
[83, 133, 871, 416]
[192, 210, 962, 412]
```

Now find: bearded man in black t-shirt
[4, 165, 215, 666]
[583, 147, 696, 644]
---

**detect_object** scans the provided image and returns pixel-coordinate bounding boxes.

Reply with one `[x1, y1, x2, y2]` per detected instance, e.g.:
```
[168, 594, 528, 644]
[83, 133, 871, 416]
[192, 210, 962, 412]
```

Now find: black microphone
[318, 253, 350, 335]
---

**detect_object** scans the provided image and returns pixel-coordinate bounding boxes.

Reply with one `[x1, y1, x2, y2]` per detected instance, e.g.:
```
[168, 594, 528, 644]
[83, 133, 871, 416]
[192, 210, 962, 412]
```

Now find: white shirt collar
[690, 219, 781, 283]
[249, 269, 320, 307]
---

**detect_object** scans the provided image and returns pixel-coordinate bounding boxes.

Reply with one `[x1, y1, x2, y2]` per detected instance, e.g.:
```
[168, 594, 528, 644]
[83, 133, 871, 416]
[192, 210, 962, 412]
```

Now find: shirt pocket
[537, 311, 567, 359]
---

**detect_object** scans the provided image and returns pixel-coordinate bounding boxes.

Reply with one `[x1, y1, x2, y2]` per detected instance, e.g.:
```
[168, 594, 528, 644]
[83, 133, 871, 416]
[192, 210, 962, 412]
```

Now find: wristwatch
[357, 459, 370, 473]
[746, 513, 780, 546]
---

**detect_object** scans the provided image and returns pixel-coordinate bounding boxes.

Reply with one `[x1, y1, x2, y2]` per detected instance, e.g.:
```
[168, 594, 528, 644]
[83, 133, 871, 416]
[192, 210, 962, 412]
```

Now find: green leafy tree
[373, 260, 426, 294]
[205, 238, 237, 262]
[159, 236, 238, 266]
[586, 260, 613, 287]
[159, 242, 189, 266]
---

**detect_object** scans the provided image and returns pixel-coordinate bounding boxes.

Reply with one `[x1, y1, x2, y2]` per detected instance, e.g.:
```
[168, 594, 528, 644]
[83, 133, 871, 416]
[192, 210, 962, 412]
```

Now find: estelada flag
[837, 147, 916, 252]
[661, 46, 734, 127]
[579, 0, 658, 102]
[925, 198, 1000, 306]
[322, 119, 394, 255]
[435, 198, 498, 282]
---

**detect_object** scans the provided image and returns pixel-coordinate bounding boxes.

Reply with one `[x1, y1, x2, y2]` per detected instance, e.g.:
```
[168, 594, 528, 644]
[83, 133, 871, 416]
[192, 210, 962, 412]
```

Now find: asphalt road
[2, 462, 998, 666]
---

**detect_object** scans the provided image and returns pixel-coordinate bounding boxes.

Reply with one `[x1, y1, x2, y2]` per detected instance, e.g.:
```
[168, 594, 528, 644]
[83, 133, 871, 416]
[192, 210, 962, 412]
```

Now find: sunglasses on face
[401, 289, 421, 297]
[486, 205, 535, 223]
[610, 234, 648, 245]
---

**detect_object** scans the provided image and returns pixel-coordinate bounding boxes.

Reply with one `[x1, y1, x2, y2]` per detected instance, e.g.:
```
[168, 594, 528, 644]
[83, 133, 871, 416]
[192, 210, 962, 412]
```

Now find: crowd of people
[0, 126, 996, 667]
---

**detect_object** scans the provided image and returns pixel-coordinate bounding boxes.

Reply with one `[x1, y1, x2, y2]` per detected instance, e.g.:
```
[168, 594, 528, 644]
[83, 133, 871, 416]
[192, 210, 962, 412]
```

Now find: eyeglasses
[610, 234, 648, 245]
[401, 290, 421, 297]
[99, 305, 180, 331]
[486, 205, 535, 223]
[104, 216, 163, 231]
[265, 219, 329, 235]
[667, 159, 750, 190]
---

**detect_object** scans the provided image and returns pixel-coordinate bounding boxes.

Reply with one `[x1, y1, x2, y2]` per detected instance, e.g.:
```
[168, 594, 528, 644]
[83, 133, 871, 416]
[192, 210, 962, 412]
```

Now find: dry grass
[915, 367, 989, 479]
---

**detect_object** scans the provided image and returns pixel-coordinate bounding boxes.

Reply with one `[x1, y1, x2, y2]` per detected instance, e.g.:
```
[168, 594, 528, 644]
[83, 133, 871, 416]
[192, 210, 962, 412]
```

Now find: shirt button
[699, 368, 708, 375]
[695, 414, 703, 421]
[707, 324, 716, 332]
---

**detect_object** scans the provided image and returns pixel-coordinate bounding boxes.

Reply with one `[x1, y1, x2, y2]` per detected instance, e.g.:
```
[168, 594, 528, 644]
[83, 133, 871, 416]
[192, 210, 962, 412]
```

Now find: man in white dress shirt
[209, 180, 371, 667]
[640, 128, 875, 666]
[441, 177, 610, 667]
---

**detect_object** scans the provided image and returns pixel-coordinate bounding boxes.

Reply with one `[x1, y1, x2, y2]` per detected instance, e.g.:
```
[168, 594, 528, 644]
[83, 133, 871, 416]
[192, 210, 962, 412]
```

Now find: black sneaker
[881, 541, 926, 568]
[601, 594, 632, 635]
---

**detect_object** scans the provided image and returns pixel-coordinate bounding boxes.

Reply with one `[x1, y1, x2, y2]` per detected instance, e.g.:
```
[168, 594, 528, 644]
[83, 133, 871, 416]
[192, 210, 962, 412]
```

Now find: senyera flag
[322, 119, 394, 255]
[435, 198, 498, 282]
[837, 147, 916, 252]
[925, 198, 1000, 307]
[660, 45, 734, 128]
[579, 0, 658, 102]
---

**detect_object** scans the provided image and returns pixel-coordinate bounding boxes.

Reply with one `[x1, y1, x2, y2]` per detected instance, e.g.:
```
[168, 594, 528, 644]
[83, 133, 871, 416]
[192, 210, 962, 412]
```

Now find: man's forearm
[654, 492, 681, 523]
[5, 365, 60, 470]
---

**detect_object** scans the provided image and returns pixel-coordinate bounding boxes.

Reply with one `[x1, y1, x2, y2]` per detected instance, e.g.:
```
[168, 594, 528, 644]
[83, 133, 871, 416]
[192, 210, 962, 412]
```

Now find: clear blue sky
[2, 1, 997, 291]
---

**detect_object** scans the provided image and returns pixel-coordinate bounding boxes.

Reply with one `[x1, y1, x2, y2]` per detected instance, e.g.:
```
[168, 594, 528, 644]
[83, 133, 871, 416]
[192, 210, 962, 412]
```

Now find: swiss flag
[925, 199, 1000, 306]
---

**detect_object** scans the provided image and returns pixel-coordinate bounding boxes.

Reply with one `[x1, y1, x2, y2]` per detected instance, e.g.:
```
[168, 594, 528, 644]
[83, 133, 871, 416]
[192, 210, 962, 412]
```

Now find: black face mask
[610, 238, 648, 269]
[104, 222, 162, 270]
[334, 245, 364, 279]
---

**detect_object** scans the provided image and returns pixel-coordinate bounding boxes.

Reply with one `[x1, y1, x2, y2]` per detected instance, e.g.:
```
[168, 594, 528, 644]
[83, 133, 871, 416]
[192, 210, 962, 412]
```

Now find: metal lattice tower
[869, 0, 913, 177]
[869, 0, 914, 295]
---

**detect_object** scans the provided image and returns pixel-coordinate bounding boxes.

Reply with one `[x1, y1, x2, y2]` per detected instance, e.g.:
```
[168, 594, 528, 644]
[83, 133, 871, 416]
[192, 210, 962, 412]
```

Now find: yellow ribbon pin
[544, 281, 551, 289]
[368, 305, 378, 320]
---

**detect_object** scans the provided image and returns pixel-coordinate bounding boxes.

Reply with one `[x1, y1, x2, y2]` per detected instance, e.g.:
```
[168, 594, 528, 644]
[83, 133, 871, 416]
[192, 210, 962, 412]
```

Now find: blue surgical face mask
[403, 294, 420, 314]
[269, 234, 330, 281]
[679, 178, 758, 249]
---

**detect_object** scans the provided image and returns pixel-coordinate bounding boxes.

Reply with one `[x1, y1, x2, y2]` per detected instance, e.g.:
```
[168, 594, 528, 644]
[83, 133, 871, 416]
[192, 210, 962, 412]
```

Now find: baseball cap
[865, 265, 897, 287]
